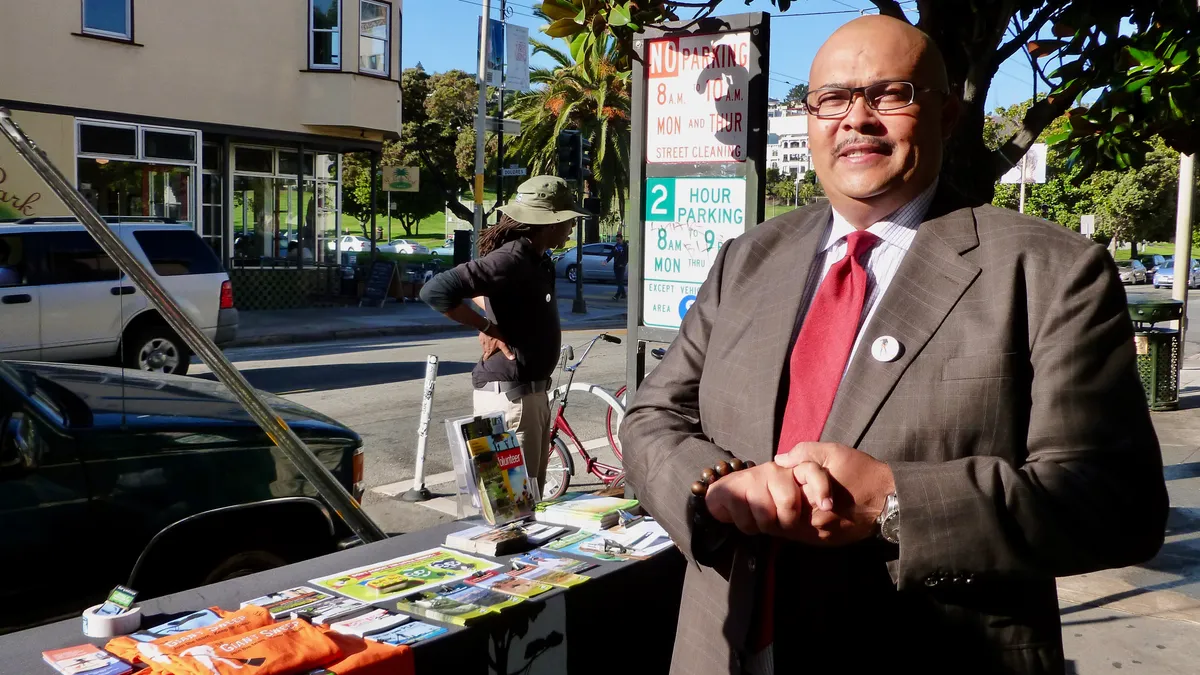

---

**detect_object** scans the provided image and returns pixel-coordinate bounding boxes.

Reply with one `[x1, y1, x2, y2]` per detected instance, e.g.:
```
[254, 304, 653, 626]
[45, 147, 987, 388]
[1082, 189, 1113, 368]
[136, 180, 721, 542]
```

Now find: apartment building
[766, 102, 811, 177]
[0, 0, 402, 269]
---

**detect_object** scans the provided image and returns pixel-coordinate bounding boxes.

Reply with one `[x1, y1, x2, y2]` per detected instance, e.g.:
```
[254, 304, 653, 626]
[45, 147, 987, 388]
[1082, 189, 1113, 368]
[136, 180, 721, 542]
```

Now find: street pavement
[191, 282, 1200, 674]
[228, 281, 627, 348]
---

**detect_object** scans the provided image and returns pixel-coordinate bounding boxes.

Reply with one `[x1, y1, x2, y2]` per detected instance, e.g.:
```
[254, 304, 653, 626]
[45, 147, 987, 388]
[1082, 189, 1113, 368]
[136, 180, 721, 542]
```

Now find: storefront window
[78, 159, 192, 223]
[233, 147, 340, 265]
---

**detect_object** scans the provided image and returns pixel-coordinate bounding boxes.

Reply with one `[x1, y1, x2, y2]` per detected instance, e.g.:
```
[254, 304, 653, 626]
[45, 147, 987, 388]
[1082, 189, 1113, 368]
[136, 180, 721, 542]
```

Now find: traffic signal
[578, 136, 593, 184]
[556, 129, 581, 180]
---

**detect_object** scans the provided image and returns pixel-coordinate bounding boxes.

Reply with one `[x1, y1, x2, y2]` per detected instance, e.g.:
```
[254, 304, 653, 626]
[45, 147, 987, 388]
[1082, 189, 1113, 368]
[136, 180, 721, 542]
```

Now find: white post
[474, 2, 491, 258]
[1172, 152, 1194, 339]
[1018, 156, 1027, 214]
[401, 355, 440, 502]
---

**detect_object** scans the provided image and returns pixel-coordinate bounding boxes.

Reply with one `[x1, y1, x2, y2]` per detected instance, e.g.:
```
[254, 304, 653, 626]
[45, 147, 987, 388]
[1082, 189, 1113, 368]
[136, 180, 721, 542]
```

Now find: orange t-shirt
[105, 606, 274, 668]
[163, 618, 343, 675]
[315, 629, 414, 675]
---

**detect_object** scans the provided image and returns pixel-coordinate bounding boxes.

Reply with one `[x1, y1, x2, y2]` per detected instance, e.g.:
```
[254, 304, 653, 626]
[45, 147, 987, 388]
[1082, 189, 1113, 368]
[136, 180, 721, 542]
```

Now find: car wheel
[125, 325, 191, 376]
[203, 550, 289, 585]
[566, 265, 579, 284]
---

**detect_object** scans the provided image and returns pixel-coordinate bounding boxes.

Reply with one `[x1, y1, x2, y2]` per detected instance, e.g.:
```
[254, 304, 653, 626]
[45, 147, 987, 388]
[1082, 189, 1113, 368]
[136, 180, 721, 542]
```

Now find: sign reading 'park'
[645, 32, 751, 164]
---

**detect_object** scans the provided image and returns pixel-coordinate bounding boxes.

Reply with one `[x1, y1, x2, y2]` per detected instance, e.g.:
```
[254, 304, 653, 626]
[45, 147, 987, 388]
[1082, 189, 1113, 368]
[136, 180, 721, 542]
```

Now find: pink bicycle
[541, 333, 628, 500]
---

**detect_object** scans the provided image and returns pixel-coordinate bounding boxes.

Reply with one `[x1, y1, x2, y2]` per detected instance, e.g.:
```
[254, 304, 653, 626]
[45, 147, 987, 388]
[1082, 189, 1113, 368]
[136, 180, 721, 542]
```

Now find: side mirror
[0, 414, 34, 479]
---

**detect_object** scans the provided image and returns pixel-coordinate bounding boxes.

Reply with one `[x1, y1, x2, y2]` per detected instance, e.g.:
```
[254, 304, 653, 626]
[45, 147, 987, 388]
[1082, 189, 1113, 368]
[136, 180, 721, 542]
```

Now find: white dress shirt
[792, 179, 939, 372]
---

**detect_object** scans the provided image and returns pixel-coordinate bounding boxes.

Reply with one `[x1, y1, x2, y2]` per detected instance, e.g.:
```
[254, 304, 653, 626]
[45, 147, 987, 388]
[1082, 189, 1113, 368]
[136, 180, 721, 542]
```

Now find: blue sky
[403, 0, 1045, 114]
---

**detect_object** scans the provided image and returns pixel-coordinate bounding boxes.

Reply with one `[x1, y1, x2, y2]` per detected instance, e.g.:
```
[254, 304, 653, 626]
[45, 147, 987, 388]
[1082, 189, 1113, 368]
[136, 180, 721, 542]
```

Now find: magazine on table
[327, 608, 410, 637]
[309, 548, 501, 603]
[578, 519, 674, 559]
[366, 620, 449, 646]
[239, 586, 334, 619]
[533, 493, 641, 531]
[509, 549, 597, 574]
[445, 412, 538, 525]
[444, 521, 567, 556]
[42, 646, 131, 675]
[507, 564, 589, 588]
[465, 569, 555, 599]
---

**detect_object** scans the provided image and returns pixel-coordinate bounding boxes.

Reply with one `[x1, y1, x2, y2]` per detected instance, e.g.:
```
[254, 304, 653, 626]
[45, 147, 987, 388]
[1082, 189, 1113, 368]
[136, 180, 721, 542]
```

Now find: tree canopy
[539, 0, 1198, 203]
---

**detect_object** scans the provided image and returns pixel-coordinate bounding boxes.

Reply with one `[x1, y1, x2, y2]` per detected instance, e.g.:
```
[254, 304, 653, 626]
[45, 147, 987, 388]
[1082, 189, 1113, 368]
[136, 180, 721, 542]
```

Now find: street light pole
[473, 0, 491, 256]
[496, 0, 507, 225]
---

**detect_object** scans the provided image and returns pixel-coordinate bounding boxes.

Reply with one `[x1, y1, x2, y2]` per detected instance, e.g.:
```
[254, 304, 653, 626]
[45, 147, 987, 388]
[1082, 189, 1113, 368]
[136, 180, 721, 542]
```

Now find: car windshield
[0, 361, 66, 425]
[1116, 261, 1132, 268]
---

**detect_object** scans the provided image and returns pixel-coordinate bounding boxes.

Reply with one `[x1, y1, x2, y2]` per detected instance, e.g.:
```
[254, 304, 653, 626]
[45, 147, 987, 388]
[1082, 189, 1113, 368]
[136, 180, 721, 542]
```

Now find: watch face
[882, 513, 900, 544]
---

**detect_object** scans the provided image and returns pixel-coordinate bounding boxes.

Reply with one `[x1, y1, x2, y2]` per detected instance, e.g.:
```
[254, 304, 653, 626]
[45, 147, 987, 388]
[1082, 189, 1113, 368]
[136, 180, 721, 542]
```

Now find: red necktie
[754, 229, 879, 652]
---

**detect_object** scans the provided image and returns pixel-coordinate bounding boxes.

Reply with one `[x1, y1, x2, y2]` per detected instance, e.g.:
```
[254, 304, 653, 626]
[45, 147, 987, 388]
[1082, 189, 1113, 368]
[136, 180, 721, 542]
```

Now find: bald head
[805, 14, 957, 228]
[813, 16, 947, 93]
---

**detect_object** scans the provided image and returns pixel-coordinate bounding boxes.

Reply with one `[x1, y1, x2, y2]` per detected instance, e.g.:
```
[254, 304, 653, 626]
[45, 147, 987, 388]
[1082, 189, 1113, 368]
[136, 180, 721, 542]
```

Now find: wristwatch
[876, 492, 900, 545]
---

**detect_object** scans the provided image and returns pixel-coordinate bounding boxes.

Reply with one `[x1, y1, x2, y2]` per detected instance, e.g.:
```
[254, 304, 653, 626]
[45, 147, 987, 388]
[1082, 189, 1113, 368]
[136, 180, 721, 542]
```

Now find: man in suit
[620, 15, 1168, 675]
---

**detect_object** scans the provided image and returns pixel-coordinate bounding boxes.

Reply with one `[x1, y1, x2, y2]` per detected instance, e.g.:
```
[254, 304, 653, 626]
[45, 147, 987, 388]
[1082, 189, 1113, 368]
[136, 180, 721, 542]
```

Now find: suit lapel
[742, 205, 830, 466]
[820, 201, 981, 451]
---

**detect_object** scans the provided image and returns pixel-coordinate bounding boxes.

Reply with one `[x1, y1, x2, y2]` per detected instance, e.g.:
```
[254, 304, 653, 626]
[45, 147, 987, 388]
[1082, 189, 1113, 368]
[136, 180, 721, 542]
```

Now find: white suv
[0, 218, 237, 375]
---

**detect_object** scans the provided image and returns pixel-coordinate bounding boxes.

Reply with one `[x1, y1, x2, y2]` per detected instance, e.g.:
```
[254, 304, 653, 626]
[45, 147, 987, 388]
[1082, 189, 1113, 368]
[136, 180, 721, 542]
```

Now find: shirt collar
[823, 178, 939, 253]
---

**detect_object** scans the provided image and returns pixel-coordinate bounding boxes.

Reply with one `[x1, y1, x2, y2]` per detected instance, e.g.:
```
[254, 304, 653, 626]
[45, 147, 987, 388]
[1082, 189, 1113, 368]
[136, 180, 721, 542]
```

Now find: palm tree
[506, 36, 631, 227]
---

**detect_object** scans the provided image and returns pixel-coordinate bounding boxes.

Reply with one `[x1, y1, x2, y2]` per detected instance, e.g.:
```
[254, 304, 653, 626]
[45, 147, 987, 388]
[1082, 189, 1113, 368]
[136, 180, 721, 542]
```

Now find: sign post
[625, 13, 770, 416]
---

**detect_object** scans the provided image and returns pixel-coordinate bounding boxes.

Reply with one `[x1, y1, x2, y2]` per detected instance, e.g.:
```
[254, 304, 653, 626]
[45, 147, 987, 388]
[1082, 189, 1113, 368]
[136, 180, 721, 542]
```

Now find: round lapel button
[871, 336, 902, 362]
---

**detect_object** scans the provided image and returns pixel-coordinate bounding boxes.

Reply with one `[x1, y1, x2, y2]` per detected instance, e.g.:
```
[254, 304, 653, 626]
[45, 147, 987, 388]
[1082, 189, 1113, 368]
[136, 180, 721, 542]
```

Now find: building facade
[0, 0, 402, 270]
[766, 100, 810, 177]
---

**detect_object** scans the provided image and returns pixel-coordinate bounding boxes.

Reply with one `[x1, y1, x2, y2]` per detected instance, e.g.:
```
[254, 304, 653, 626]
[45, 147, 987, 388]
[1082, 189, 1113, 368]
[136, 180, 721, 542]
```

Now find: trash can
[1127, 298, 1183, 411]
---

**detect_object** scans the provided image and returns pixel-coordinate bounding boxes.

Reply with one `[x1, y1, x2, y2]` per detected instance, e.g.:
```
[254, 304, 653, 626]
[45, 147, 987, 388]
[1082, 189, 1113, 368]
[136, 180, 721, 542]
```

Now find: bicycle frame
[549, 336, 624, 483]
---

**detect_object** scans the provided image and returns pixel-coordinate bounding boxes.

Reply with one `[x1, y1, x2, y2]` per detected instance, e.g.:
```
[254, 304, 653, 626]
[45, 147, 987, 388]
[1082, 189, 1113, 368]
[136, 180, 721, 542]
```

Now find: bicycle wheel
[607, 386, 628, 460]
[542, 437, 572, 501]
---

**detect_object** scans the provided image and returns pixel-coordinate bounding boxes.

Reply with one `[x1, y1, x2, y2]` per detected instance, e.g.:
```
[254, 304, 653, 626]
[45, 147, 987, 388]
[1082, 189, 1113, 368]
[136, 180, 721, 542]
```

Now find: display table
[0, 519, 685, 674]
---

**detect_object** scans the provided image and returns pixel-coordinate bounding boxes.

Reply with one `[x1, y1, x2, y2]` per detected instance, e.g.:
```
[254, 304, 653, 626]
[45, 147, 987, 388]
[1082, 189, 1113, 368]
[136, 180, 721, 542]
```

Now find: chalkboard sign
[359, 260, 398, 308]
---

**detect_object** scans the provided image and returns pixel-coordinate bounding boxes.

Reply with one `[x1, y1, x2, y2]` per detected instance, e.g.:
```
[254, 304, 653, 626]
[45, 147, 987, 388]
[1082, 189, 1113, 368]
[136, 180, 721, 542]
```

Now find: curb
[226, 314, 628, 349]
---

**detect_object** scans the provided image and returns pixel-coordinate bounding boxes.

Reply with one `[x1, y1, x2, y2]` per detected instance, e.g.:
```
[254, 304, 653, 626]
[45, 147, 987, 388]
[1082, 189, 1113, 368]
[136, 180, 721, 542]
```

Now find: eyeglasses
[804, 81, 944, 119]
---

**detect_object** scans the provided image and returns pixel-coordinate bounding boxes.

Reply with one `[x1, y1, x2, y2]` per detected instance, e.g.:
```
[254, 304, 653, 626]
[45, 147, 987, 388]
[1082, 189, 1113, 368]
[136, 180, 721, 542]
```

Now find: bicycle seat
[651, 347, 667, 360]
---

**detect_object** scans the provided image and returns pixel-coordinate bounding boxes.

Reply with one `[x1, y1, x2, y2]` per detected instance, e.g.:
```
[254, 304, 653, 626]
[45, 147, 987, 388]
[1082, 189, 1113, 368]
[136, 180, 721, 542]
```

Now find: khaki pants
[473, 388, 552, 499]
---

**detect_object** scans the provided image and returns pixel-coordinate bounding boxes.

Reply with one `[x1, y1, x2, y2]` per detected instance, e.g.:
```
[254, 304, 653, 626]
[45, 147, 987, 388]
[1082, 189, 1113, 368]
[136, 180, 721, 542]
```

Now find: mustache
[833, 137, 894, 156]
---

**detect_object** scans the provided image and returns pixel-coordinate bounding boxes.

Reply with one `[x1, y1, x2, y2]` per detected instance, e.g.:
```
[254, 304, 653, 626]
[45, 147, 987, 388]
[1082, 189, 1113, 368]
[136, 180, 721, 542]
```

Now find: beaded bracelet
[690, 458, 755, 497]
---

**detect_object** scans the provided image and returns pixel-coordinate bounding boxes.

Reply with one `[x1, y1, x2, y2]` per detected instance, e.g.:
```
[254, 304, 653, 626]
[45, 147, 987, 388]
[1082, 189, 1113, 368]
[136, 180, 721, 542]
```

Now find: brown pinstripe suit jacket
[620, 190, 1169, 675]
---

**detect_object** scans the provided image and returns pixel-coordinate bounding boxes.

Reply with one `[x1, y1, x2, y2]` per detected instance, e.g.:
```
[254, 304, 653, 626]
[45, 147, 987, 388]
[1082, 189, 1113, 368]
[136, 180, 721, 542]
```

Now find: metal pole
[297, 142, 306, 270]
[474, 1, 491, 256]
[1019, 159, 1027, 214]
[402, 355, 439, 502]
[0, 108, 387, 543]
[1172, 152, 1194, 336]
[496, 0, 506, 225]
[369, 151, 379, 255]
[572, 165, 587, 313]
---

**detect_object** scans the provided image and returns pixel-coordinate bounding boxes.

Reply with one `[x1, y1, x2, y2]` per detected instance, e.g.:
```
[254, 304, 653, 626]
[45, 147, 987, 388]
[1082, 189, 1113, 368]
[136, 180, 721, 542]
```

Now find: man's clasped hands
[703, 443, 897, 547]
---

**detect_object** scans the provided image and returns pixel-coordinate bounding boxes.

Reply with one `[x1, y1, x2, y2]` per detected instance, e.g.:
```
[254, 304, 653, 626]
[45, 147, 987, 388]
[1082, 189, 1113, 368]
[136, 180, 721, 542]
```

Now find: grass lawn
[1112, 244, 1200, 261]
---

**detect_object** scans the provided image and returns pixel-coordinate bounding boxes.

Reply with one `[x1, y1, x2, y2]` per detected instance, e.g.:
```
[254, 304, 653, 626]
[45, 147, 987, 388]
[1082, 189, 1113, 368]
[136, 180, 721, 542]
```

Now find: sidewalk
[1061, 355, 1200, 673]
[227, 297, 627, 348]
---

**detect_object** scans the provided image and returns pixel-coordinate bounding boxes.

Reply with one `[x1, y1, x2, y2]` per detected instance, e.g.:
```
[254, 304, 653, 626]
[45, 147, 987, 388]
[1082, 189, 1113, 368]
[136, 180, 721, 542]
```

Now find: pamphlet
[310, 548, 501, 603]
[533, 493, 641, 530]
[541, 530, 629, 562]
[240, 586, 334, 618]
[447, 412, 537, 525]
[328, 608, 410, 637]
[95, 585, 137, 617]
[579, 519, 674, 559]
[507, 564, 589, 588]
[510, 550, 597, 574]
[366, 620, 449, 646]
[465, 569, 554, 599]
[42, 646, 131, 675]
[290, 596, 369, 626]
[394, 591, 494, 626]
[118, 608, 223, 643]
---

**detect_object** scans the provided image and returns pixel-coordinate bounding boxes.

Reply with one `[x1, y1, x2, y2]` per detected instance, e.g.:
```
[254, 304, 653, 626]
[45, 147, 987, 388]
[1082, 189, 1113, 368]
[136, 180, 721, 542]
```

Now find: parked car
[1115, 259, 1149, 285]
[429, 237, 456, 257]
[326, 235, 371, 253]
[1136, 254, 1170, 283]
[1152, 259, 1200, 289]
[378, 239, 428, 255]
[0, 218, 236, 376]
[553, 243, 630, 283]
[0, 359, 365, 634]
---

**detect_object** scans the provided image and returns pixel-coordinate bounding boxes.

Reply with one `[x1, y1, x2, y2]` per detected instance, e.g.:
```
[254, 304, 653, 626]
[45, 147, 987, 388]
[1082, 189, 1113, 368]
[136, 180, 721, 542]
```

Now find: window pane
[83, 0, 128, 36]
[312, 0, 340, 30]
[202, 143, 221, 172]
[278, 151, 300, 176]
[312, 30, 340, 67]
[38, 232, 121, 285]
[233, 175, 274, 260]
[360, 1, 388, 38]
[79, 124, 136, 157]
[234, 147, 273, 173]
[360, 36, 387, 74]
[202, 173, 222, 205]
[78, 159, 192, 222]
[0, 235, 28, 287]
[133, 230, 223, 276]
[144, 131, 197, 162]
[202, 205, 223, 238]
[315, 154, 338, 181]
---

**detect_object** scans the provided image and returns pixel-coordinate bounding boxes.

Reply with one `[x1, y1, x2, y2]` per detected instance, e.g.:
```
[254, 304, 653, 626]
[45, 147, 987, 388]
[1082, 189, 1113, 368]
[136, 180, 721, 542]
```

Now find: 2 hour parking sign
[642, 177, 745, 328]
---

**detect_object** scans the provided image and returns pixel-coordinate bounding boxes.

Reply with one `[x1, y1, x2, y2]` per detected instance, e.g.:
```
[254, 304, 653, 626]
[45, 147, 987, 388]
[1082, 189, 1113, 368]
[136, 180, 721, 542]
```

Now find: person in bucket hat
[420, 176, 587, 494]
